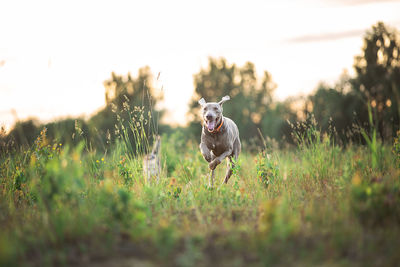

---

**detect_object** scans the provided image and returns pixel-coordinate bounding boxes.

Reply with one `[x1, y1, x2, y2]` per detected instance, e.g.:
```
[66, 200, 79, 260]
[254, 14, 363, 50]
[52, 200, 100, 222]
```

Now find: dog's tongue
[207, 120, 216, 131]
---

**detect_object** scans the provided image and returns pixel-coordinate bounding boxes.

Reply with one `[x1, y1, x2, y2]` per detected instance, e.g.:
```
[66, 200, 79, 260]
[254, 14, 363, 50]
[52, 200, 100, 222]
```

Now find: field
[1, 118, 400, 267]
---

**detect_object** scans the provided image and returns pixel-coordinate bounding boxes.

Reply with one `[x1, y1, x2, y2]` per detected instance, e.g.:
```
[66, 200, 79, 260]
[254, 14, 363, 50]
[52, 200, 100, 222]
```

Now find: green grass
[1, 115, 400, 266]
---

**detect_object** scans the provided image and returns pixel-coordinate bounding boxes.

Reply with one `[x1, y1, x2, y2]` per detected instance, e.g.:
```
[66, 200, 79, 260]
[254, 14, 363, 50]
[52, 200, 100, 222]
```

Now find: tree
[89, 67, 163, 150]
[0, 119, 40, 151]
[188, 58, 236, 124]
[187, 57, 290, 147]
[351, 22, 400, 140]
[306, 81, 365, 145]
[104, 67, 162, 110]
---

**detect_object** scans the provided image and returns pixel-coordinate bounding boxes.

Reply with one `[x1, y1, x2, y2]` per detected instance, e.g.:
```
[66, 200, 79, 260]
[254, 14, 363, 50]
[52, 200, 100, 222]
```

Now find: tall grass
[1, 112, 400, 266]
[361, 104, 377, 158]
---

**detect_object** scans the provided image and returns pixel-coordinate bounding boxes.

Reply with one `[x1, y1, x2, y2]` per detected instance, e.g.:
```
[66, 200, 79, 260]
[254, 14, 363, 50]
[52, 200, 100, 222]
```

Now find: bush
[351, 172, 400, 226]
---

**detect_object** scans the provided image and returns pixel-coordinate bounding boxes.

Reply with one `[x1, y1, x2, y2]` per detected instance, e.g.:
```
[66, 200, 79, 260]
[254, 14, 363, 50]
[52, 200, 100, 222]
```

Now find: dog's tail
[151, 135, 161, 155]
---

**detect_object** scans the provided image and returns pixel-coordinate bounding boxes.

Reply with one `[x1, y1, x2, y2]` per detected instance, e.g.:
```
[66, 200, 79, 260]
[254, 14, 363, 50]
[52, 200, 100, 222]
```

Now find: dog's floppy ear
[218, 95, 230, 106]
[198, 98, 206, 106]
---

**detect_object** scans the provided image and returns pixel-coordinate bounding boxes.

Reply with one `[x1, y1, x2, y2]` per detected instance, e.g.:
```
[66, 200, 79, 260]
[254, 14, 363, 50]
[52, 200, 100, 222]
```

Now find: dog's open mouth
[206, 120, 216, 131]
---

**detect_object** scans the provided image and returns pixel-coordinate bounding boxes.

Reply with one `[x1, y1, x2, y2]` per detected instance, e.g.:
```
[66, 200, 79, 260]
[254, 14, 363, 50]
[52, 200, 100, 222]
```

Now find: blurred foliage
[306, 79, 365, 145]
[305, 22, 400, 146]
[351, 172, 400, 227]
[1, 111, 400, 266]
[91, 67, 163, 135]
[186, 22, 399, 148]
[1, 22, 400, 152]
[89, 67, 163, 152]
[393, 130, 400, 168]
[1, 67, 164, 154]
[352, 22, 400, 141]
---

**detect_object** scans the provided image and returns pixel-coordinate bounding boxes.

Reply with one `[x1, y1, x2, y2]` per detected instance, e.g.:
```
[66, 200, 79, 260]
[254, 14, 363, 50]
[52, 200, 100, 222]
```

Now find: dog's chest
[208, 134, 228, 156]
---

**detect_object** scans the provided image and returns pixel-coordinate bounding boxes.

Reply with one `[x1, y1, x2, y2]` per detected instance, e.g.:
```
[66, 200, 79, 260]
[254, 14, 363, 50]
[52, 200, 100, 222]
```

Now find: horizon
[1, 0, 400, 131]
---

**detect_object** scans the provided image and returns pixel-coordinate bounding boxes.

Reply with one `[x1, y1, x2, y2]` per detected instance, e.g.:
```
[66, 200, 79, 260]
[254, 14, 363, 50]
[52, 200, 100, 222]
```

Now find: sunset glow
[1, 0, 399, 129]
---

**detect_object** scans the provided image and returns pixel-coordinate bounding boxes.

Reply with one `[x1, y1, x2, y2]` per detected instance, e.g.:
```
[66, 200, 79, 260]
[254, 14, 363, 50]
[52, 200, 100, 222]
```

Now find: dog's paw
[209, 158, 221, 170]
[203, 154, 212, 162]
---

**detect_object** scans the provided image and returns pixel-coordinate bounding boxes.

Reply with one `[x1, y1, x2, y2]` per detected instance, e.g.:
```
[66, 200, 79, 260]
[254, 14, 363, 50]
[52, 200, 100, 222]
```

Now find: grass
[1, 108, 400, 266]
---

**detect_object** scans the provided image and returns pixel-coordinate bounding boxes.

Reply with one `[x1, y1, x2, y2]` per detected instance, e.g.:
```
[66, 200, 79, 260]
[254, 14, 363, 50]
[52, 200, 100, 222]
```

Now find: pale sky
[1, 0, 400, 130]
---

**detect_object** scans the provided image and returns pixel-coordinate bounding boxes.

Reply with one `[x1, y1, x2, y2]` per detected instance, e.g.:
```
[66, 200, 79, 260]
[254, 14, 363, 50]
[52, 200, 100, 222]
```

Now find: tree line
[1, 22, 399, 153]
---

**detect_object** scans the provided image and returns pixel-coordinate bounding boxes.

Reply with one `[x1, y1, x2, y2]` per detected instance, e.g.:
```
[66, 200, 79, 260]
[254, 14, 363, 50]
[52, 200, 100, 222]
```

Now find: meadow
[1, 107, 400, 267]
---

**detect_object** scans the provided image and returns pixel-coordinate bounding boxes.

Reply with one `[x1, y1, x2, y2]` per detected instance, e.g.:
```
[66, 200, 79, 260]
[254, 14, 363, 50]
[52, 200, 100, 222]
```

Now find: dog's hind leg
[223, 156, 234, 184]
[223, 139, 240, 184]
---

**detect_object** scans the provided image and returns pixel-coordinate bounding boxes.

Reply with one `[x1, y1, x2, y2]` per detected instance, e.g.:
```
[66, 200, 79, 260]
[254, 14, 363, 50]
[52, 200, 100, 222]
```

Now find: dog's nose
[206, 114, 213, 120]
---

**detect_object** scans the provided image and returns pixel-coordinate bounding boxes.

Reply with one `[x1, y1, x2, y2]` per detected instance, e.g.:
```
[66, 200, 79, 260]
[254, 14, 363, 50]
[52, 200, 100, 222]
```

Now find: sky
[1, 0, 400, 130]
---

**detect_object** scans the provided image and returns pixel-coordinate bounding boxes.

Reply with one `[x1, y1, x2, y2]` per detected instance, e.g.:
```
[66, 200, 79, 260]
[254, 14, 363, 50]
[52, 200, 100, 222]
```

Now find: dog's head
[198, 95, 230, 132]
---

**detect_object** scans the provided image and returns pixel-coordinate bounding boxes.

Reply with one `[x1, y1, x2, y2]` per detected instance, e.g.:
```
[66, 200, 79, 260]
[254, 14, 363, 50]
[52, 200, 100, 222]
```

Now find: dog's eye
[213, 107, 218, 111]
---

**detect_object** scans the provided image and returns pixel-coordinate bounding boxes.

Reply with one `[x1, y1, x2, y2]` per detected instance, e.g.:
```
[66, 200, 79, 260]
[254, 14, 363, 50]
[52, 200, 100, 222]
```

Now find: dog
[198, 95, 241, 186]
[143, 135, 161, 184]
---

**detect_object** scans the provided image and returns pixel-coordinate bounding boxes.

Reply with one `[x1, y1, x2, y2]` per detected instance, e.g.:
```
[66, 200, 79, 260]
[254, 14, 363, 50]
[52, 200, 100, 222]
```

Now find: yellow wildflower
[366, 187, 372, 196]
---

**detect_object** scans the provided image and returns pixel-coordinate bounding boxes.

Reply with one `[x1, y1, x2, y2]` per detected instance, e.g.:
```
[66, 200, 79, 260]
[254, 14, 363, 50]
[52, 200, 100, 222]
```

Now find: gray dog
[198, 95, 241, 186]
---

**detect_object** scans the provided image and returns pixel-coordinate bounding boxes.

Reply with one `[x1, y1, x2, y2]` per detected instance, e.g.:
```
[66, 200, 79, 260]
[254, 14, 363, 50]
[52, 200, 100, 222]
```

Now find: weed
[255, 152, 279, 188]
[360, 103, 382, 170]
[393, 130, 400, 167]
[1, 113, 400, 266]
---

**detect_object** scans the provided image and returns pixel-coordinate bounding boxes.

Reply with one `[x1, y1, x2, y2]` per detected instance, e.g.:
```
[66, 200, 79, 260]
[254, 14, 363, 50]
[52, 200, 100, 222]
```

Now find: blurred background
[1, 0, 400, 151]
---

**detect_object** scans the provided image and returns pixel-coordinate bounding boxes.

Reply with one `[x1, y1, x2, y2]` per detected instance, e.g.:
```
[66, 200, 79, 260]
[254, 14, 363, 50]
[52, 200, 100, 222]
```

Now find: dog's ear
[198, 98, 206, 106]
[218, 95, 230, 106]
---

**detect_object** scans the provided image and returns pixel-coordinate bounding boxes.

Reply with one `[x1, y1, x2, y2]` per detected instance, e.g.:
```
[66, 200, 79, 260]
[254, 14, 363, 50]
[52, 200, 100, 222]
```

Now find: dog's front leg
[209, 169, 215, 188]
[209, 148, 232, 170]
[200, 142, 212, 162]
